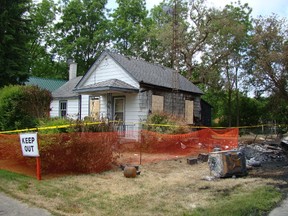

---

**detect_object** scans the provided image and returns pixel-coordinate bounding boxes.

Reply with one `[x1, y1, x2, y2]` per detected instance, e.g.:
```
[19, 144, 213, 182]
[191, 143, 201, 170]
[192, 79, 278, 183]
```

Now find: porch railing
[113, 124, 138, 139]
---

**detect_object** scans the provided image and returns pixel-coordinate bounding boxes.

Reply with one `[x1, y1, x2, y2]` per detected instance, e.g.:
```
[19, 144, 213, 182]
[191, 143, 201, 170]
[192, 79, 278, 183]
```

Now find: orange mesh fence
[39, 132, 118, 174]
[119, 128, 238, 154]
[0, 128, 238, 177]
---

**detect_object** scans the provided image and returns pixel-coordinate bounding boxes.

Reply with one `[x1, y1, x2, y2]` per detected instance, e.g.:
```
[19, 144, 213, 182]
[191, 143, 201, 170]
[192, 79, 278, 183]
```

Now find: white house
[50, 51, 203, 137]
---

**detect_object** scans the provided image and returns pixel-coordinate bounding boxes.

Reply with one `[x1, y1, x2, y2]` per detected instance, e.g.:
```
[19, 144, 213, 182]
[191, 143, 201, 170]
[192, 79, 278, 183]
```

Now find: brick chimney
[68, 60, 77, 80]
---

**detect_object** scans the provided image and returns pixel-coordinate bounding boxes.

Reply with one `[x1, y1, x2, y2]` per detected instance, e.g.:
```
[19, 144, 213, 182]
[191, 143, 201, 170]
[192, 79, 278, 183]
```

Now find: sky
[107, 0, 288, 18]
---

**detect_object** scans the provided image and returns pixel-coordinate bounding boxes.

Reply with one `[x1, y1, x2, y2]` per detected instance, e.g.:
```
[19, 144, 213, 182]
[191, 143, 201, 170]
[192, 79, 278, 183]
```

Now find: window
[185, 100, 194, 124]
[152, 95, 164, 113]
[59, 100, 67, 118]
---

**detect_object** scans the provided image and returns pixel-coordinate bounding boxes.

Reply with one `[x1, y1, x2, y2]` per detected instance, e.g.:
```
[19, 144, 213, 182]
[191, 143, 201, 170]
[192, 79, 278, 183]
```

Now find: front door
[113, 97, 125, 123]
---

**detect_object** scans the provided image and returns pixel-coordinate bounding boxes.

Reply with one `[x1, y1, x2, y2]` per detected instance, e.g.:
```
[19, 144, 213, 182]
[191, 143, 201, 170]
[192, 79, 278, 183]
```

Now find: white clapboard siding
[50, 96, 90, 120]
[84, 56, 139, 88]
[124, 93, 148, 131]
[50, 100, 59, 118]
[66, 99, 79, 119]
[99, 95, 107, 119]
[50, 99, 79, 119]
[81, 95, 90, 118]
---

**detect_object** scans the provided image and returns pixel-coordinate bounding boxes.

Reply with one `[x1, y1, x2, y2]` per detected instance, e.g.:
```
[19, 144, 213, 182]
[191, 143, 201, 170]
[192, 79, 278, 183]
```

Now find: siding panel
[50, 100, 59, 118]
[67, 99, 79, 119]
[84, 57, 139, 88]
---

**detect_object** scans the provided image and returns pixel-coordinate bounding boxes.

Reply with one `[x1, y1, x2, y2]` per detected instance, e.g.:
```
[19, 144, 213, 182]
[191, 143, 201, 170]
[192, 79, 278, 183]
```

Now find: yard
[0, 155, 287, 216]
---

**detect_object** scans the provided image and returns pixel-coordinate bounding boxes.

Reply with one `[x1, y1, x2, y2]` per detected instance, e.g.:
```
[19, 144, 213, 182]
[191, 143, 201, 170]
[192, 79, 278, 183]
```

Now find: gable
[75, 51, 203, 95]
[76, 54, 139, 90]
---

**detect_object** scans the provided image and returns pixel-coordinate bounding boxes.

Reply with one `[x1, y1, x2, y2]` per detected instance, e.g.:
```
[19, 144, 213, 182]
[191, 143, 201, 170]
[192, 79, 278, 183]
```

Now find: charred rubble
[239, 138, 288, 168]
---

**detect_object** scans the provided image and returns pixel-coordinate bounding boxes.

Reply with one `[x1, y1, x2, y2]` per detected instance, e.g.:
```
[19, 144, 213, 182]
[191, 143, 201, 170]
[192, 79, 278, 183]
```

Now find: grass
[0, 159, 285, 216]
[187, 186, 282, 216]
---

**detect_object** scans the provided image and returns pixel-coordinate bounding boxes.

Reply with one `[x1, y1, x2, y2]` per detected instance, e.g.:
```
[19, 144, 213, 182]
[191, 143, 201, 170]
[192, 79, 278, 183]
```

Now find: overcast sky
[107, 0, 288, 18]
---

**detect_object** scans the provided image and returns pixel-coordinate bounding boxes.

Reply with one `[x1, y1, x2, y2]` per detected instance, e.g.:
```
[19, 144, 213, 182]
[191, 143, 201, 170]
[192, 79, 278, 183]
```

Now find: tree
[29, 0, 67, 79]
[110, 0, 151, 58]
[205, 2, 252, 126]
[54, 0, 110, 76]
[266, 94, 288, 125]
[0, 0, 32, 87]
[247, 15, 288, 101]
[149, 0, 254, 126]
[149, 0, 189, 68]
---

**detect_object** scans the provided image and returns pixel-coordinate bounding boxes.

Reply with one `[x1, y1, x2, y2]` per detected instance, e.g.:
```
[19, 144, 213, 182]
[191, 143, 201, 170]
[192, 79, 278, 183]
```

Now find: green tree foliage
[54, 0, 110, 76]
[265, 94, 288, 125]
[234, 95, 267, 127]
[29, 0, 67, 79]
[151, 0, 252, 127]
[0, 0, 32, 88]
[110, 0, 151, 58]
[205, 2, 252, 126]
[0, 85, 52, 131]
[149, 0, 189, 68]
[204, 89, 267, 127]
[247, 15, 288, 101]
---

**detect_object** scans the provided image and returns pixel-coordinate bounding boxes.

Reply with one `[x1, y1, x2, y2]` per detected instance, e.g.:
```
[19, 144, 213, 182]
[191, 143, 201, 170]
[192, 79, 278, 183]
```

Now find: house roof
[75, 51, 203, 95]
[52, 76, 83, 99]
[26, 77, 67, 92]
[75, 79, 138, 94]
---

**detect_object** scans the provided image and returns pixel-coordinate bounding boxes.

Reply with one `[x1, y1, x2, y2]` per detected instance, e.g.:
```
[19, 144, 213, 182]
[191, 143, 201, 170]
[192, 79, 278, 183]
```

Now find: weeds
[0, 161, 285, 216]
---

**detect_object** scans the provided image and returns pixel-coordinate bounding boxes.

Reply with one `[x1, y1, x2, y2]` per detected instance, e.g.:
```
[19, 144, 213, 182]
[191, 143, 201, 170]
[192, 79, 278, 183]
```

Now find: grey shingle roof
[76, 79, 138, 93]
[106, 51, 203, 94]
[25, 77, 67, 92]
[52, 76, 83, 99]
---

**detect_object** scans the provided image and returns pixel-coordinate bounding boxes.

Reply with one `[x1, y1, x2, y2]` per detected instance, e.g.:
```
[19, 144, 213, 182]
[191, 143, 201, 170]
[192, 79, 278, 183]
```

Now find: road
[0, 192, 51, 216]
[269, 194, 288, 216]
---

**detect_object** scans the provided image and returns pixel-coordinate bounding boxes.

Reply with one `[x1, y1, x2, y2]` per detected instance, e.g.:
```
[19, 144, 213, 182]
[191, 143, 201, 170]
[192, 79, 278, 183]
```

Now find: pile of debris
[239, 140, 288, 168]
[201, 138, 288, 179]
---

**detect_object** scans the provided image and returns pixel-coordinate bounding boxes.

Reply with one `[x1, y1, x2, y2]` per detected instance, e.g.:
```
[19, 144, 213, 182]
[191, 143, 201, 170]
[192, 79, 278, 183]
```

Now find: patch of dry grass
[0, 158, 285, 216]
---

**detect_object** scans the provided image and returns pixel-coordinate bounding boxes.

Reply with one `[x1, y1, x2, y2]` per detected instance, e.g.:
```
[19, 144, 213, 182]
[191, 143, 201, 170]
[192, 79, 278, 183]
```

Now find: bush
[144, 112, 190, 134]
[37, 117, 74, 134]
[0, 85, 52, 131]
[37, 117, 114, 134]
[39, 132, 118, 173]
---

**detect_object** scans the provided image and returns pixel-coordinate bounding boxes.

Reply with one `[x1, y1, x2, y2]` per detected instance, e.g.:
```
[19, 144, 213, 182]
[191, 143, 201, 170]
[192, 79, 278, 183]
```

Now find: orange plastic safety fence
[0, 128, 238, 177]
[119, 128, 238, 153]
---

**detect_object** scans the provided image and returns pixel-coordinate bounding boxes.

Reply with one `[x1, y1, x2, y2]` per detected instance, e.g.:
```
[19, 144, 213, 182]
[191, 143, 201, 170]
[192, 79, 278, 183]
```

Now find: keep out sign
[19, 133, 39, 157]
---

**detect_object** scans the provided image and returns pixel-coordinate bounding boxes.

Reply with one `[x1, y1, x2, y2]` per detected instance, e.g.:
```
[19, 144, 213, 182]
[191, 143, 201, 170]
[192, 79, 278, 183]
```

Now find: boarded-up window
[185, 100, 194, 124]
[90, 97, 100, 119]
[152, 95, 164, 112]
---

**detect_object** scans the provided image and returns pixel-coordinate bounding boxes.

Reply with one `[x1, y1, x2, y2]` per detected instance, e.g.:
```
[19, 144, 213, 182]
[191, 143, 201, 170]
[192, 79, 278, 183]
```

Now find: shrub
[37, 117, 74, 134]
[39, 132, 118, 173]
[144, 112, 190, 134]
[37, 117, 114, 134]
[0, 85, 52, 131]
